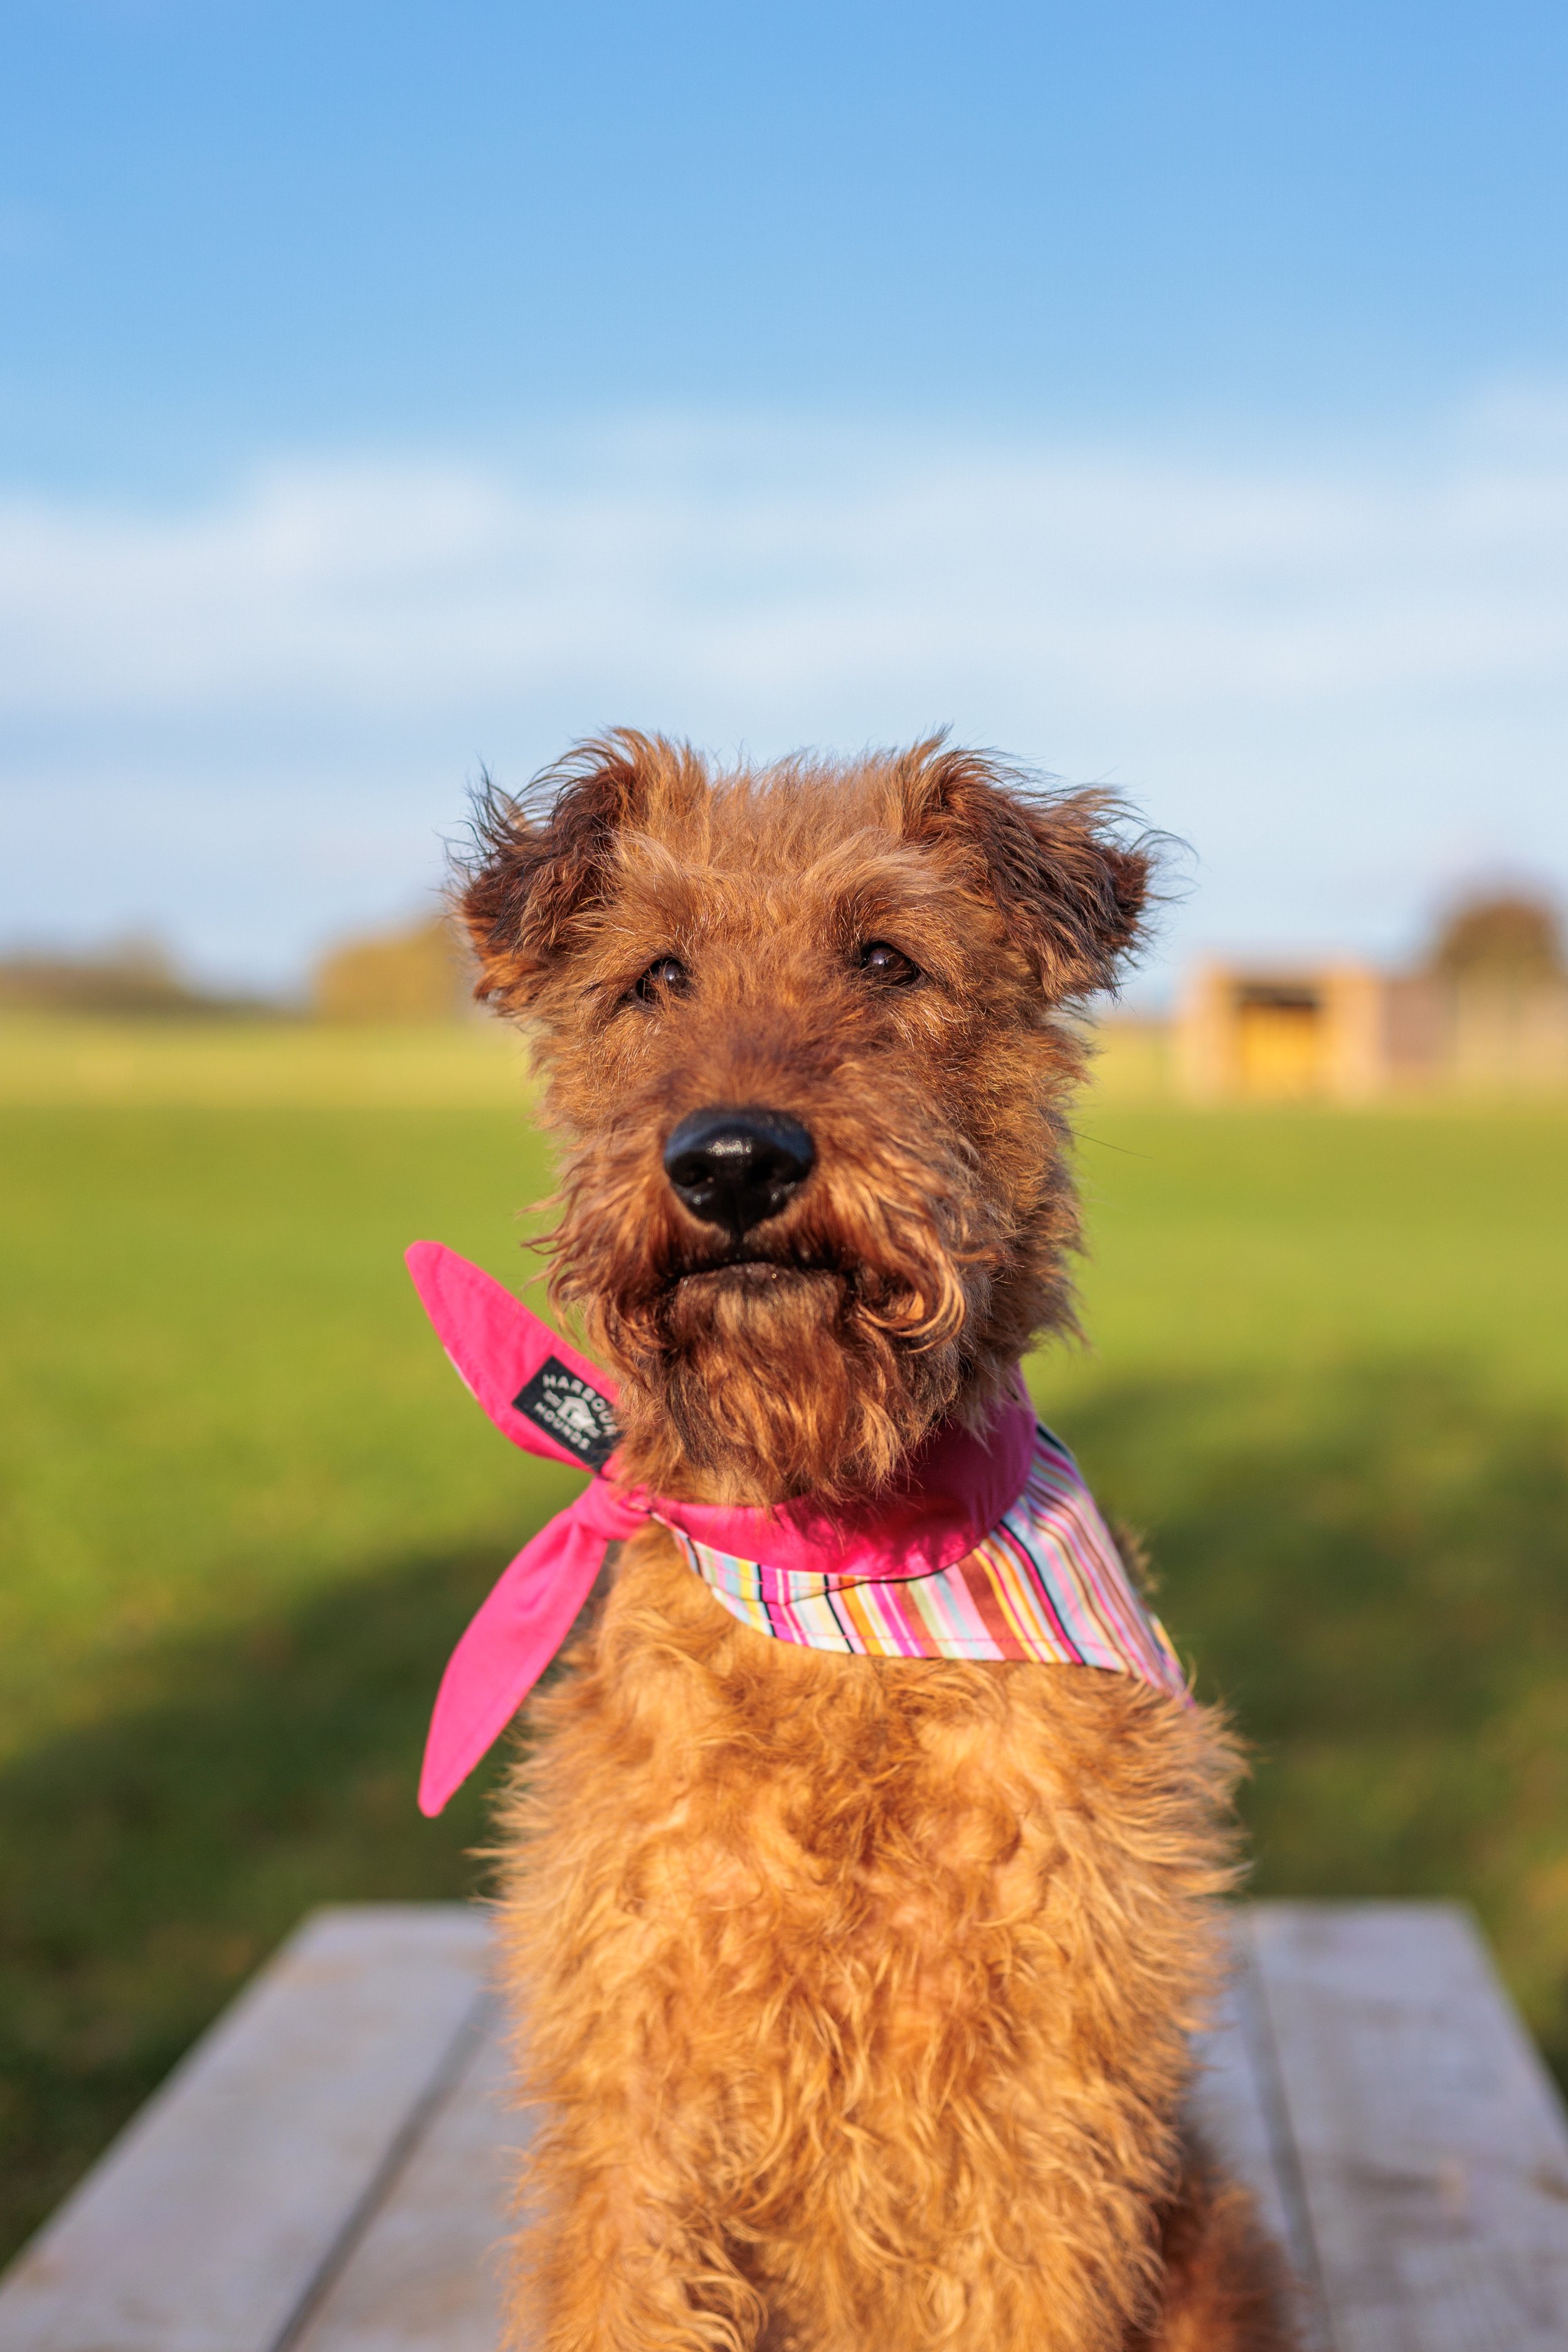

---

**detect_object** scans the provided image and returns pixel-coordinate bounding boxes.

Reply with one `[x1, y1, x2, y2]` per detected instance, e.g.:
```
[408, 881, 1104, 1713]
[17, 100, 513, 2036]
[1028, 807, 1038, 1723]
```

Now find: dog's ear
[896, 742, 1150, 998]
[457, 731, 692, 1010]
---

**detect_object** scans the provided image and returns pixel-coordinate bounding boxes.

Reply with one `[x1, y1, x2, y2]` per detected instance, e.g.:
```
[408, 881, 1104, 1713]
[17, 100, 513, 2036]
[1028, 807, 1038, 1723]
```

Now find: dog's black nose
[662, 1105, 816, 1235]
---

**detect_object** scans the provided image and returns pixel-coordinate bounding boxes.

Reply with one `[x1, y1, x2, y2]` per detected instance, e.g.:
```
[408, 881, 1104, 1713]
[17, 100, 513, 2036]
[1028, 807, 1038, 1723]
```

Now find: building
[1176, 895, 1568, 1101]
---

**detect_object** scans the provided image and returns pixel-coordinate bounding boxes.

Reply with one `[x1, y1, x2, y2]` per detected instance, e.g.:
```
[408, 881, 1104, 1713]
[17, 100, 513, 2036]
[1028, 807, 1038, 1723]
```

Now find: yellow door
[1235, 998, 1325, 1098]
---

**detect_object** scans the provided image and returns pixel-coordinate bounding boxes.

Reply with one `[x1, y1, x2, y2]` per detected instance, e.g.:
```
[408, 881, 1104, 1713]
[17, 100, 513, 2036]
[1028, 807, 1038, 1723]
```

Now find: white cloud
[3, 405, 1566, 988]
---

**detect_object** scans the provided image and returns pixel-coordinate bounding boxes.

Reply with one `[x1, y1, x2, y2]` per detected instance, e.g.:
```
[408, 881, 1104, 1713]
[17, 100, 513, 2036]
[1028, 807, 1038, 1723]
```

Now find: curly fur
[457, 733, 1300, 2348]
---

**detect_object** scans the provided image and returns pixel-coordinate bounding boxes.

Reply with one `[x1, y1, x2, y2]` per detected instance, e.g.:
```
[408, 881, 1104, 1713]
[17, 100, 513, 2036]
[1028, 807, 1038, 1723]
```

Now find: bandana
[407, 1242, 1187, 1816]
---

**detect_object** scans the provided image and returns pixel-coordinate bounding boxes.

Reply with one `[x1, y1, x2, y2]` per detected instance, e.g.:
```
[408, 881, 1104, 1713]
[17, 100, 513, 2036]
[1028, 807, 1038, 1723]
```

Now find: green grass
[1, 1041, 1565, 2262]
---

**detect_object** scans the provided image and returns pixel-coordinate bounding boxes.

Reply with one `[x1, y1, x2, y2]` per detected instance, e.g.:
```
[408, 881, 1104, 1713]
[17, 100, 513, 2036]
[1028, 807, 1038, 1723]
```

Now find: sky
[3, 0, 1566, 998]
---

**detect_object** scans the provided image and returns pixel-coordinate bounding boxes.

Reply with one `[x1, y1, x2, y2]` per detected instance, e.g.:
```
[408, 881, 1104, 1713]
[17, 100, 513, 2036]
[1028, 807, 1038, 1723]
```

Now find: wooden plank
[1249, 1900, 1568, 2352]
[289, 2005, 532, 2352]
[1189, 1926, 1332, 2352]
[9, 1897, 1568, 2352]
[0, 1905, 490, 2352]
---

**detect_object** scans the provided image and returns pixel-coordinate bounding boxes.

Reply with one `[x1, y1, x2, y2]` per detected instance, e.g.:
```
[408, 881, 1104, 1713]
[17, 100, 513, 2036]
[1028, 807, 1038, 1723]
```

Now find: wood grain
[0, 1906, 489, 2352]
[6, 1899, 1567, 2352]
[290, 2008, 532, 2352]
[1249, 1900, 1568, 2352]
[1190, 1923, 1332, 2351]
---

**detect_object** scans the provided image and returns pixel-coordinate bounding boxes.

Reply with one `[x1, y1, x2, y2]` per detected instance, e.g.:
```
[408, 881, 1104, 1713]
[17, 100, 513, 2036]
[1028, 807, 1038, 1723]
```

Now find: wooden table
[2, 1902, 1565, 2351]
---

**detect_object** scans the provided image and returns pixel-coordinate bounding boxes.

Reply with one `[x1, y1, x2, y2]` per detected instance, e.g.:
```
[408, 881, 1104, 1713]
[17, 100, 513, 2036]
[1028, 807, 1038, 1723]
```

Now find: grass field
[2, 1014, 1567, 2262]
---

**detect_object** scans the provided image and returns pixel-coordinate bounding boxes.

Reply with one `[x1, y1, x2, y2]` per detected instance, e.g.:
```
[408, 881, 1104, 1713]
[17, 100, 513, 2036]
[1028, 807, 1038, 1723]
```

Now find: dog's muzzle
[663, 1105, 815, 1237]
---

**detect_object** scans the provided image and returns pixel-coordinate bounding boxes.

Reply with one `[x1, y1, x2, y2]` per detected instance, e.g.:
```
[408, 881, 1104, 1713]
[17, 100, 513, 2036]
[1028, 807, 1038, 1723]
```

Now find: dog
[453, 732, 1297, 2351]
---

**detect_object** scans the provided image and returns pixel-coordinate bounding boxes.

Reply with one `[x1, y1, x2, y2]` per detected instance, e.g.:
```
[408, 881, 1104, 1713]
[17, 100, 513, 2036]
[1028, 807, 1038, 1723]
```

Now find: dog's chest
[593, 1539, 1207, 2008]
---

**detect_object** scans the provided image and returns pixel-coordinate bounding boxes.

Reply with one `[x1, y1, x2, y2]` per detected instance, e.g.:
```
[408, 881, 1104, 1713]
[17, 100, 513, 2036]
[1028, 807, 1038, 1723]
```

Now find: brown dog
[458, 733, 1296, 2351]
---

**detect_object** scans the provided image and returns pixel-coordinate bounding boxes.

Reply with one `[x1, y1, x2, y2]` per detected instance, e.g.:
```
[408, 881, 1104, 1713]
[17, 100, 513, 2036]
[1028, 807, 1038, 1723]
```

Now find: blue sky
[3, 1, 1567, 993]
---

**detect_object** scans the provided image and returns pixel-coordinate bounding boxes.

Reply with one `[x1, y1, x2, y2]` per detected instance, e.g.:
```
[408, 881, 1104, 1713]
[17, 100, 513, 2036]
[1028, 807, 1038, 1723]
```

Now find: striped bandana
[670, 1423, 1185, 1685]
[406, 1243, 1189, 1815]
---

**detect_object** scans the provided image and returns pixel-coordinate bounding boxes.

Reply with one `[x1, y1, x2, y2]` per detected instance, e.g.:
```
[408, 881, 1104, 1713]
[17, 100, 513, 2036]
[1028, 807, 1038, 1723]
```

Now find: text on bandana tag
[512, 1358, 619, 1470]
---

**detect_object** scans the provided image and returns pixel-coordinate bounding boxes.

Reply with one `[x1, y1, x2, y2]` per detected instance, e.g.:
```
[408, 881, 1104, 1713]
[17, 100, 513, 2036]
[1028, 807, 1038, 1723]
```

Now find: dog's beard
[611, 1253, 968, 1505]
[549, 1148, 1017, 1505]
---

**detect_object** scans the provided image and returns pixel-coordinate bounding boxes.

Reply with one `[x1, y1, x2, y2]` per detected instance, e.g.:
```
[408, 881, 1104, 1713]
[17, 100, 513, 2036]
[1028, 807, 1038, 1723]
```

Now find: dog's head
[458, 732, 1150, 1505]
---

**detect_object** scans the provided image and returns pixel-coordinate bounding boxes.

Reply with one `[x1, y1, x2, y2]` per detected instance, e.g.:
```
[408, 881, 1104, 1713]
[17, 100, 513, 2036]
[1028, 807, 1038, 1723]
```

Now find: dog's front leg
[516, 2116, 764, 2352]
[1131, 2140, 1301, 2352]
[494, 1552, 780, 2351]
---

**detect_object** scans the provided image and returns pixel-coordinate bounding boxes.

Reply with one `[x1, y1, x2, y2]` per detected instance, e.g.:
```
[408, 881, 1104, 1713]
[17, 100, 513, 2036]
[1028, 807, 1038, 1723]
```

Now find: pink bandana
[407, 1243, 1187, 1816]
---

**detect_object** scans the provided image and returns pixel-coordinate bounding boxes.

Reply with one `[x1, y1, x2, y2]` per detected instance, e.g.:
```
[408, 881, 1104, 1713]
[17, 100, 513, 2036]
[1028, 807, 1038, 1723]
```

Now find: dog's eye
[633, 955, 690, 1002]
[859, 940, 921, 987]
